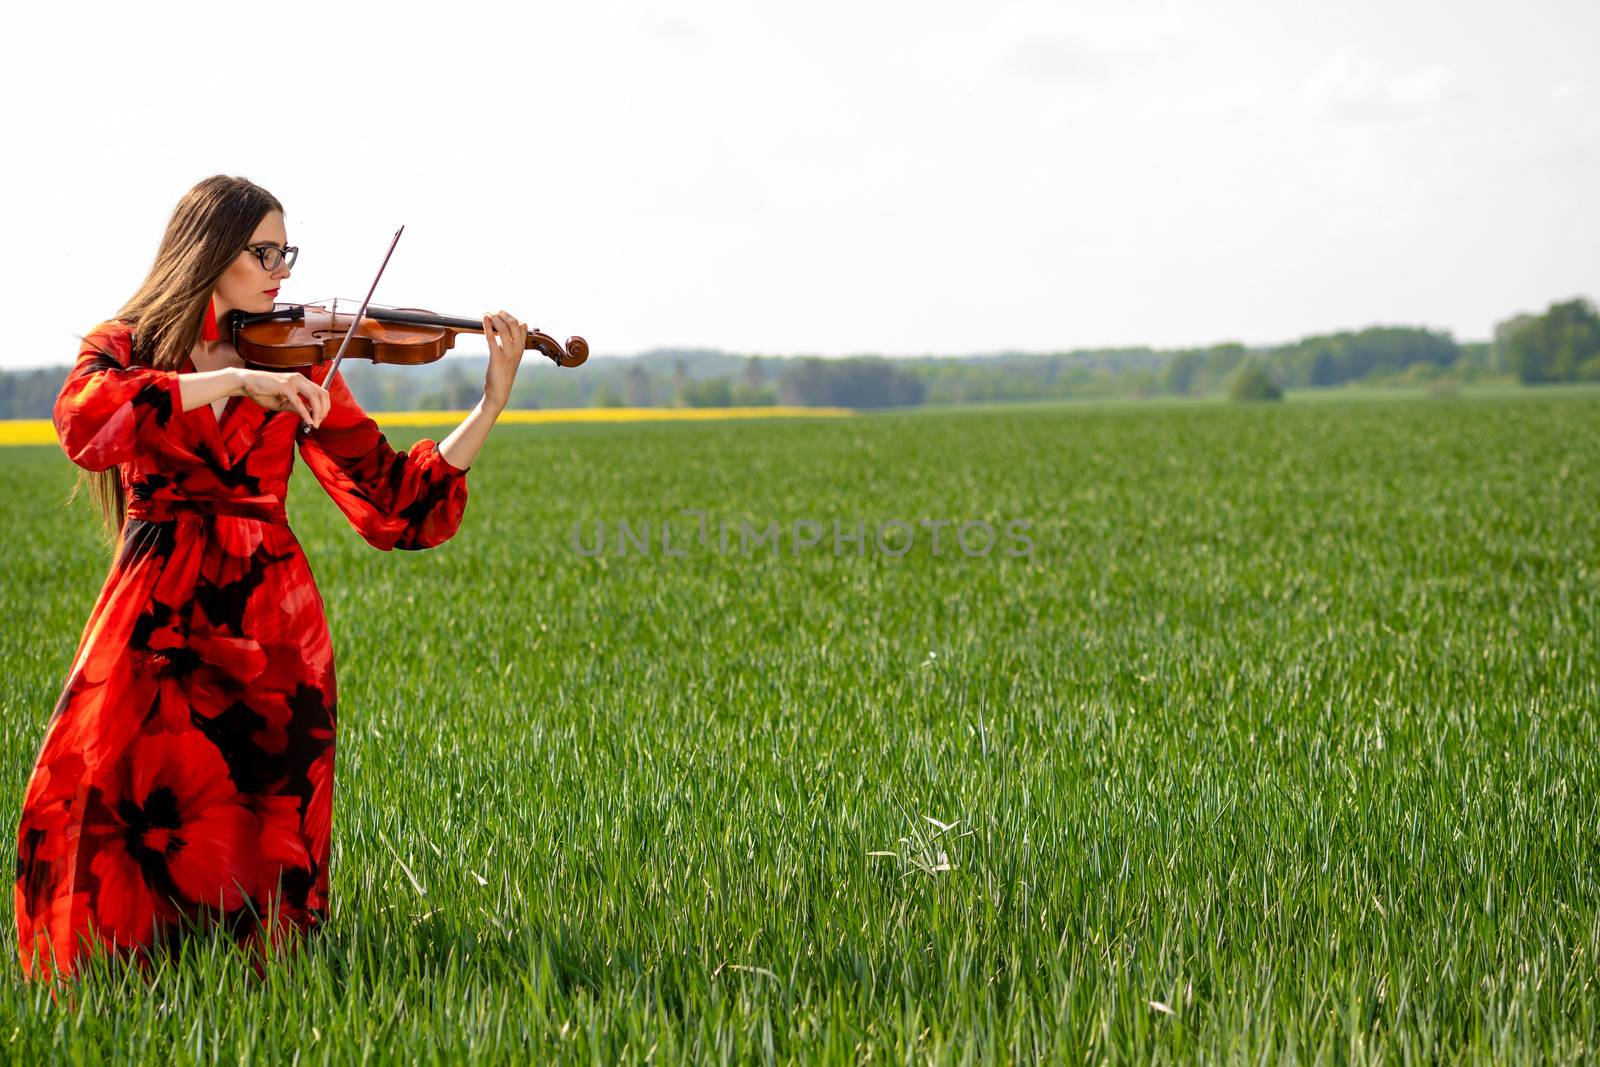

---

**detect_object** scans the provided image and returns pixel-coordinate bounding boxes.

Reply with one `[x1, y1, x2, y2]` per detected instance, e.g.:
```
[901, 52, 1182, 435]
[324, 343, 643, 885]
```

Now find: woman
[14, 174, 531, 980]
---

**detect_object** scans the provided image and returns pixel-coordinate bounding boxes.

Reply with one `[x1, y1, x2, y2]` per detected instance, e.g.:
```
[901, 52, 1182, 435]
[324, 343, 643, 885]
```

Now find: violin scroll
[531, 331, 588, 368]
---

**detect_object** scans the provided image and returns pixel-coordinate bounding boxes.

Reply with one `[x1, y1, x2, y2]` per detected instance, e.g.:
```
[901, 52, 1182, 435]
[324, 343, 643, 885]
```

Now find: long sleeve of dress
[296, 368, 469, 551]
[54, 322, 183, 472]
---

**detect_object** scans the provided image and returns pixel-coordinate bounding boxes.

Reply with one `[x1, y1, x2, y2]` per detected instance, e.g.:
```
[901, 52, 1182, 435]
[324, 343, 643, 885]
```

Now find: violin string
[276, 297, 406, 312]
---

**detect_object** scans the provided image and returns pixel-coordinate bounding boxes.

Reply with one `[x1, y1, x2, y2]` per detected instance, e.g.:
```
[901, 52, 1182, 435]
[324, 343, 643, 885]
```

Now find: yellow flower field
[0, 406, 851, 446]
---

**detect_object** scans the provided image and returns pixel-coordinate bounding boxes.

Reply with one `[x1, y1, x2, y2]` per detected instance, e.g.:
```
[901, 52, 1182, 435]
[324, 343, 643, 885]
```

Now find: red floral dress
[14, 320, 469, 980]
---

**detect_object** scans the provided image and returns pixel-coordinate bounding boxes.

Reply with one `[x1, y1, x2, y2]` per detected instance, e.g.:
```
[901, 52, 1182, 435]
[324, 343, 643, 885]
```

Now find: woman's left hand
[481, 310, 529, 412]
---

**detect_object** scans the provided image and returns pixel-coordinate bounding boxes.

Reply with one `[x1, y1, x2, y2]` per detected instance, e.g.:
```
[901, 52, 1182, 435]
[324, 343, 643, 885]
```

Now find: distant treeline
[3, 297, 1596, 418]
[1495, 299, 1600, 384]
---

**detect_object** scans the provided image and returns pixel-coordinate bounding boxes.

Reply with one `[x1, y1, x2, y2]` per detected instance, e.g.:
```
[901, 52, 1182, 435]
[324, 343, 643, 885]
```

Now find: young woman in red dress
[14, 174, 531, 980]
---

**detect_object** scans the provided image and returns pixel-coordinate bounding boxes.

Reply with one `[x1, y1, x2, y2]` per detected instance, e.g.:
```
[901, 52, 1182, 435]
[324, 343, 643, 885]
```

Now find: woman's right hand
[236, 368, 329, 429]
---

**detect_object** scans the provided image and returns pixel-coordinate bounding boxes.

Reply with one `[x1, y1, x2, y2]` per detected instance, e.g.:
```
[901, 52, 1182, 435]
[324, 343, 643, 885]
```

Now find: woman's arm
[437, 311, 529, 471]
[297, 368, 469, 551]
[438, 396, 500, 472]
[55, 324, 183, 470]
[181, 367, 330, 427]
[176, 368, 242, 414]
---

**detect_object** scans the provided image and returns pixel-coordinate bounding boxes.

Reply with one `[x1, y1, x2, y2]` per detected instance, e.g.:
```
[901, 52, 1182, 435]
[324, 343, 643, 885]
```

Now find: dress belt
[125, 497, 288, 524]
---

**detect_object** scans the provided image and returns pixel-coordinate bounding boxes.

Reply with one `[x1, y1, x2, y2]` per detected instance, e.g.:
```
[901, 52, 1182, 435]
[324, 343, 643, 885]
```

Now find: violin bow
[299, 224, 405, 437]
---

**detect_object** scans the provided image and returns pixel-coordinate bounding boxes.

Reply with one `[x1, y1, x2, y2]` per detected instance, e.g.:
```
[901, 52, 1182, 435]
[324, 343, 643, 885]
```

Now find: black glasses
[243, 243, 298, 271]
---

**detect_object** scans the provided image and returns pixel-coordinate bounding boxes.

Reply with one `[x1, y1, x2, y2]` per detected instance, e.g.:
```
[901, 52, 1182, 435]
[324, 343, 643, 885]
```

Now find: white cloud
[1299, 51, 1453, 122]
[1549, 78, 1587, 104]
[1182, 82, 1270, 121]
[1388, 64, 1454, 109]
[1181, 56, 1452, 126]
[642, 15, 698, 42]
[981, 2, 1189, 84]
[1304, 50, 1382, 111]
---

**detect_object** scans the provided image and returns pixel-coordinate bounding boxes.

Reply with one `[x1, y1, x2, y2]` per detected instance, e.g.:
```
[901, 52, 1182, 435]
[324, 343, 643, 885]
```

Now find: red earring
[200, 296, 220, 343]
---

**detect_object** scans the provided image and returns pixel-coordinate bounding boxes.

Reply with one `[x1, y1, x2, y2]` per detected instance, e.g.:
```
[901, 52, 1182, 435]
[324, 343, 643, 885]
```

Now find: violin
[229, 301, 589, 370]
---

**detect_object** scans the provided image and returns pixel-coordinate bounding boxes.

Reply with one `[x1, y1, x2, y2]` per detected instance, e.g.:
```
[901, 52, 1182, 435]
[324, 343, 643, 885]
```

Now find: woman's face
[213, 209, 292, 317]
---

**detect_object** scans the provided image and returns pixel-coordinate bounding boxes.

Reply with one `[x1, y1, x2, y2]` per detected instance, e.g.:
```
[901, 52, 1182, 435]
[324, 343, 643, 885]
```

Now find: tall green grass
[1, 392, 1596, 1063]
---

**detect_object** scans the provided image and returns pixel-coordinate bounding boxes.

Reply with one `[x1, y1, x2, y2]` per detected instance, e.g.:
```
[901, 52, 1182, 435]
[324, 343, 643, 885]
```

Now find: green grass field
[1, 392, 1597, 1064]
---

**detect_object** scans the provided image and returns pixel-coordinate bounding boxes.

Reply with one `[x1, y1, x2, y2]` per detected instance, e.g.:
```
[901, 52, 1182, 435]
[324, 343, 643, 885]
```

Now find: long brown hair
[74, 175, 284, 537]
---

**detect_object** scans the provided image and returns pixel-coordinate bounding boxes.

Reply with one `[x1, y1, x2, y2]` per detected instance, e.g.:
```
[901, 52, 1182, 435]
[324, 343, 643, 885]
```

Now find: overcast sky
[1, 0, 1594, 369]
